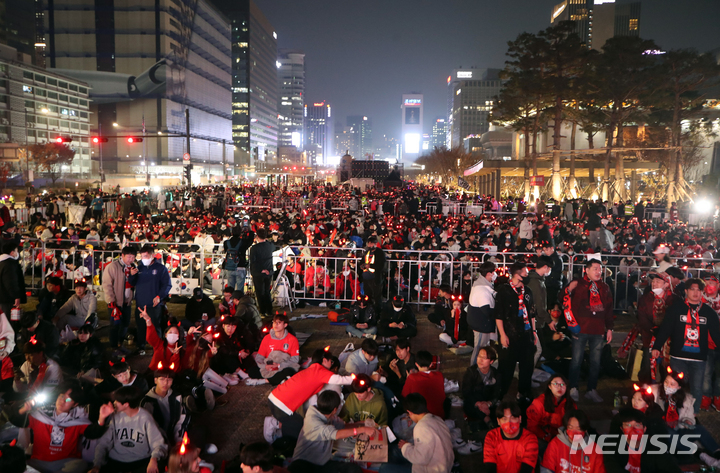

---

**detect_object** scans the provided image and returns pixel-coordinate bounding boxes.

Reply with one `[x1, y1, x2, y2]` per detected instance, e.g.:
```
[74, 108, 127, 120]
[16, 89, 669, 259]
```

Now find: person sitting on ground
[540, 409, 605, 473]
[91, 386, 168, 473]
[140, 306, 184, 373]
[140, 365, 191, 446]
[627, 384, 667, 436]
[428, 285, 452, 329]
[9, 379, 113, 473]
[378, 296, 417, 341]
[603, 408, 680, 473]
[20, 311, 60, 360]
[14, 339, 63, 394]
[36, 276, 72, 323]
[342, 338, 379, 378]
[345, 295, 378, 339]
[267, 351, 353, 440]
[526, 374, 576, 445]
[462, 346, 502, 432]
[184, 287, 216, 330]
[340, 374, 388, 427]
[95, 360, 149, 402]
[378, 393, 454, 473]
[539, 304, 572, 375]
[166, 437, 212, 473]
[0, 441, 27, 473]
[211, 316, 262, 383]
[289, 390, 374, 473]
[237, 442, 290, 473]
[254, 313, 300, 385]
[59, 322, 104, 379]
[483, 401, 539, 473]
[402, 350, 446, 419]
[184, 325, 228, 394]
[381, 339, 416, 396]
[53, 278, 97, 330]
[438, 294, 468, 346]
[218, 287, 238, 318]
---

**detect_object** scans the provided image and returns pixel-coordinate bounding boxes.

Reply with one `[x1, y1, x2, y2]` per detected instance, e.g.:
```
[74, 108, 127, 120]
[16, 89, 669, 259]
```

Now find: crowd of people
[0, 182, 719, 473]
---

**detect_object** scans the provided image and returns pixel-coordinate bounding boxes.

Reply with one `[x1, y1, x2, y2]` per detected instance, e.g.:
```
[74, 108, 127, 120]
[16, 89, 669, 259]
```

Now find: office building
[277, 49, 304, 150]
[401, 93, 423, 163]
[42, 0, 233, 176]
[375, 134, 399, 161]
[0, 44, 91, 174]
[214, 0, 278, 166]
[431, 118, 447, 149]
[551, 0, 641, 50]
[0, 0, 40, 65]
[335, 124, 355, 157]
[305, 101, 333, 165]
[449, 69, 502, 149]
[346, 115, 373, 158]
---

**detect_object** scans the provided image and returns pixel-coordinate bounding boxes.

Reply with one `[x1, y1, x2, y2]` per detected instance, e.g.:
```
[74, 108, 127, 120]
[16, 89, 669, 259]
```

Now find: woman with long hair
[526, 374, 576, 444]
[183, 326, 227, 394]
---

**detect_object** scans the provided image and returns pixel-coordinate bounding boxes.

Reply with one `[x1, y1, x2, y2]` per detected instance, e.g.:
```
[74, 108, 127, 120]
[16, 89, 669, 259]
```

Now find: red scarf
[31, 362, 48, 390]
[452, 308, 461, 340]
[652, 291, 667, 327]
[681, 299, 701, 353]
[511, 283, 531, 331]
[665, 397, 679, 428]
[585, 276, 604, 312]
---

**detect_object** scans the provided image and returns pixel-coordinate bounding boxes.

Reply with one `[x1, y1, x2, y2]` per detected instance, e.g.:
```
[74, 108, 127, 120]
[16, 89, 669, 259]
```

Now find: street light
[112, 122, 118, 127]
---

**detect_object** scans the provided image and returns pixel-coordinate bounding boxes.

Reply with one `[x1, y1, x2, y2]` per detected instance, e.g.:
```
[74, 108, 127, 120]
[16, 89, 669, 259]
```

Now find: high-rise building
[375, 134, 400, 161]
[277, 49, 304, 150]
[214, 0, 278, 166]
[448, 69, 502, 149]
[305, 101, 333, 165]
[346, 115, 373, 158]
[431, 118, 447, 149]
[42, 0, 233, 175]
[0, 0, 38, 64]
[401, 94, 423, 163]
[551, 0, 641, 50]
[335, 124, 355, 157]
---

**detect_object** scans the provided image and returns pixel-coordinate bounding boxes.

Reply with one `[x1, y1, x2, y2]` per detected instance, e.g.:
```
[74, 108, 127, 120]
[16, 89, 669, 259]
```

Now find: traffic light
[126, 137, 143, 143]
[184, 164, 193, 186]
[92, 137, 109, 144]
[55, 136, 72, 144]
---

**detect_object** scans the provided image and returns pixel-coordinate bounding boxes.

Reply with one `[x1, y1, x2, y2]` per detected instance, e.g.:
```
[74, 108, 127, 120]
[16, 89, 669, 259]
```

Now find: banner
[530, 176, 545, 187]
[457, 177, 470, 190]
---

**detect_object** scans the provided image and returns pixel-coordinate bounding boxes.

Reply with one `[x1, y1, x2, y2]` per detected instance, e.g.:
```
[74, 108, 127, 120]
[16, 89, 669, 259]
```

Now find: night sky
[255, 0, 720, 154]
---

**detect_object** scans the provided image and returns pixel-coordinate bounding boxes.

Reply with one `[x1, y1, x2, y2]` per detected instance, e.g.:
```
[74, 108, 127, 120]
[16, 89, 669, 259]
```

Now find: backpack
[225, 239, 242, 271]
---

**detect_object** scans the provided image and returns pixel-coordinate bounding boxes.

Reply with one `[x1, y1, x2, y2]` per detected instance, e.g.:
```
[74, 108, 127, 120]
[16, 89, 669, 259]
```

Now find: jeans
[134, 304, 162, 348]
[470, 330, 497, 366]
[668, 425, 720, 454]
[346, 325, 378, 338]
[109, 304, 132, 348]
[252, 271, 273, 316]
[55, 312, 88, 330]
[703, 349, 720, 398]
[670, 357, 706, 413]
[569, 333, 604, 391]
[269, 400, 304, 439]
[225, 267, 246, 292]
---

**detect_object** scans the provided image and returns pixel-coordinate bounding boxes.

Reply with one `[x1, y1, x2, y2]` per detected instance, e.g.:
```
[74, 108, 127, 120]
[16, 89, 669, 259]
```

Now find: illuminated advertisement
[405, 108, 420, 125]
[404, 133, 420, 154]
[456, 71, 473, 79]
[404, 98, 422, 106]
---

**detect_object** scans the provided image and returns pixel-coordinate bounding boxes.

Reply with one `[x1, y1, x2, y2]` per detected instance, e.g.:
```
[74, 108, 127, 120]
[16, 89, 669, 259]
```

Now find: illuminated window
[629, 19, 638, 31]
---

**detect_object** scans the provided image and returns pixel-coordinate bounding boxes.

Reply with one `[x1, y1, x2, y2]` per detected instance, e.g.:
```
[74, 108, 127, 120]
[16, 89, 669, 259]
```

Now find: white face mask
[343, 270, 350, 276]
[652, 288, 664, 297]
[142, 257, 153, 266]
[664, 385, 678, 396]
[166, 333, 179, 344]
[393, 306, 403, 312]
[491, 272, 498, 282]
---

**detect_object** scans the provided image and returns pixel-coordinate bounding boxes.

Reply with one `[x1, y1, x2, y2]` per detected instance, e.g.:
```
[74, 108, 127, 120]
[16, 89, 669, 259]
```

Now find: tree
[29, 142, 75, 185]
[416, 146, 478, 188]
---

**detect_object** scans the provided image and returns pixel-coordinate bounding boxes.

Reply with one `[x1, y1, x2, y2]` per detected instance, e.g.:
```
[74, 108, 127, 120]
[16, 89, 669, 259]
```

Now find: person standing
[102, 246, 138, 354]
[90, 194, 104, 222]
[362, 236, 386, 311]
[130, 245, 171, 355]
[525, 256, 554, 367]
[249, 228, 275, 318]
[495, 262, 538, 403]
[652, 277, 720, 413]
[223, 226, 254, 292]
[0, 242, 25, 323]
[566, 258, 614, 404]
[542, 242, 564, 309]
[467, 262, 498, 365]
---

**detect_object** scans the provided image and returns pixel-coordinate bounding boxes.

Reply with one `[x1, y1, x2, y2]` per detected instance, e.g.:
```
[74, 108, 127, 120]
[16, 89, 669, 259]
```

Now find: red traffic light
[126, 137, 143, 143]
[92, 136, 109, 143]
[56, 137, 63, 143]
[55, 136, 72, 143]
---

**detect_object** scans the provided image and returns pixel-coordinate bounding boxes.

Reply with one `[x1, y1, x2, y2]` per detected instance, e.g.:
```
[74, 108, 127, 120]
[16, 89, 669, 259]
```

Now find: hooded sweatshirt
[93, 408, 167, 467]
[468, 276, 496, 333]
[540, 427, 606, 473]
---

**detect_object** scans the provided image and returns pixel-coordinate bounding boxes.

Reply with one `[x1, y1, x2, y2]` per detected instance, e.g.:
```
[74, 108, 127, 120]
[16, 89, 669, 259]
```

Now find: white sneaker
[439, 333, 454, 346]
[264, 416, 280, 443]
[205, 443, 218, 454]
[700, 453, 720, 468]
[452, 438, 467, 449]
[584, 389, 604, 403]
[457, 440, 483, 455]
[235, 369, 250, 380]
[450, 395, 463, 407]
[245, 378, 269, 386]
[450, 427, 462, 439]
[444, 379, 460, 394]
[223, 374, 239, 386]
[569, 388, 579, 402]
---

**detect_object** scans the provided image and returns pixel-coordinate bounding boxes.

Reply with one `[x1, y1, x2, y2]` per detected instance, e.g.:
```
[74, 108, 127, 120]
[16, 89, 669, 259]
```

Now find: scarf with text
[665, 397, 679, 429]
[586, 276, 604, 313]
[681, 300, 701, 353]
[511, 283, 531, 331]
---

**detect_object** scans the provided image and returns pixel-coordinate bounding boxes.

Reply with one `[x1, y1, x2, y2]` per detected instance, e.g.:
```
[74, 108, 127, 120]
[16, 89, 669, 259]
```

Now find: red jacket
[570, 277, 614, 335]
[541, 429, 606, 473]
[146, 323, 183, 372]
[402, 371, 445, 419]
[483, 427, 538, 473]
[526, 394, 573, 443]
[334, 272, 360, 300]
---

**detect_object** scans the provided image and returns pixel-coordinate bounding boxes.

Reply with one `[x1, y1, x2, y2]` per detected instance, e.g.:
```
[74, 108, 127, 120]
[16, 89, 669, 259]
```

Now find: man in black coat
[362, 236, 386, 311]
[248, 228, 275, 318]
[0, 242, 26, 321]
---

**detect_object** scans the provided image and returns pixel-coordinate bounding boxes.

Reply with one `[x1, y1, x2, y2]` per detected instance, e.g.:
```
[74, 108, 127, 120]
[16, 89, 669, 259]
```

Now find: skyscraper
[305, 101, 333, 165]
[431, 118, 447, 150]
[551, 0, 641, 50]
[277, 49, 305, 149]
[42, 0, 233, 174]
[346, 115, 373, 158]
[213, 0, 278, 166]
[0, 0, 38, 64]
[401, 94, 423, 163]
[448, 69, 502, 149]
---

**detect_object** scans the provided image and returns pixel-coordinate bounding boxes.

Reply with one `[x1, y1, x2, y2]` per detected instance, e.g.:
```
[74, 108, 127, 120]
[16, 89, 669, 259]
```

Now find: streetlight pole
[24, 108, 29, 186]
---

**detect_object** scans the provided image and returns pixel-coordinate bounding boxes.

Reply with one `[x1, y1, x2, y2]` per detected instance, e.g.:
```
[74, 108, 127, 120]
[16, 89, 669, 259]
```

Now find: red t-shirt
[257, 332, 300, 360]
[402, 371, 446, 418]
[28, 409, 90, 462]
[269, 363, 334, 413]
[541, 434, 606, 473]
[483, 428, 539, 473]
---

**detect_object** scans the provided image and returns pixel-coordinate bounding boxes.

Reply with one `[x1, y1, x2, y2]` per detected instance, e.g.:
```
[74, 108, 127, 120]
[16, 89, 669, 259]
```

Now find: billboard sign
[404, 98, 422, 106]
[405, 108, 420, 125]
[530, 175, 545, 186]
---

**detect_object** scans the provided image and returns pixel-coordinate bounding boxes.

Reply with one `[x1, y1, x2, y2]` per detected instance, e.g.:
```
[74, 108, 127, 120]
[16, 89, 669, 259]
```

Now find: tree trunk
[568, 112, 578, 198]
[615, 124, 625, 201]
[603, 118, 616, 202]
[551, 95, 563, 201]
[531, 113, 540, 200]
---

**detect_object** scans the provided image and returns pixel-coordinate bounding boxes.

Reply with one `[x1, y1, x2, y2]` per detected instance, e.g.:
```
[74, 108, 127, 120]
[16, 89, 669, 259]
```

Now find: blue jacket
[129, 258, 172, 308]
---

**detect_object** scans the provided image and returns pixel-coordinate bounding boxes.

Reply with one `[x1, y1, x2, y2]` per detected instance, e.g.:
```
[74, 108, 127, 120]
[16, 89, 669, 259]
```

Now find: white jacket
[519, 218, 533, 240]
[469, 276, 495, 309]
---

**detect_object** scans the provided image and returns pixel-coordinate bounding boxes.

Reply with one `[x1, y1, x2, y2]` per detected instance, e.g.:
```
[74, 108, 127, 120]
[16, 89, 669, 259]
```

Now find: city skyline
[256, 0, 720, 151]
